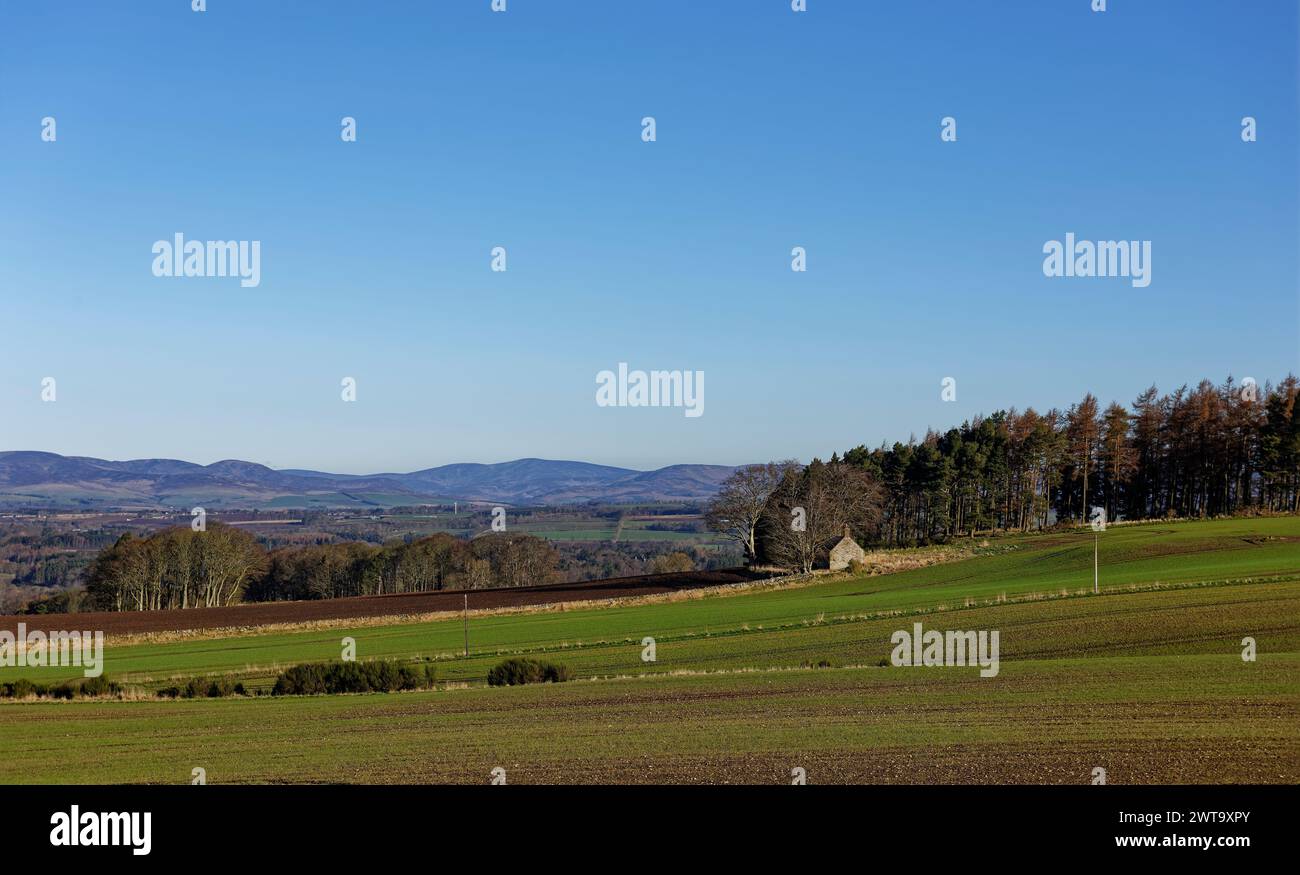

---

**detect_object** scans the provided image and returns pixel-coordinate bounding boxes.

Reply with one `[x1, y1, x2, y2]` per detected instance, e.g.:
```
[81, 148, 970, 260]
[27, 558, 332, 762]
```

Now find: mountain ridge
[0, 451, 740, 508]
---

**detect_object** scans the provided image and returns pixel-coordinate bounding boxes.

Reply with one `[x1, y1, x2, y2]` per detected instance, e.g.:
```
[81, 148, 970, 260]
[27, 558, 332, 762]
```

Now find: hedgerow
[487, 657, 572, 686]
[271, 660, 436, 696]
[0, 675, 122, 699]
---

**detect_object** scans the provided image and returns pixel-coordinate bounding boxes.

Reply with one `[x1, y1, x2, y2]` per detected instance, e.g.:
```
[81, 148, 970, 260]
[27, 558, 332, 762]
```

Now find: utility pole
[463, 593, 469, 657]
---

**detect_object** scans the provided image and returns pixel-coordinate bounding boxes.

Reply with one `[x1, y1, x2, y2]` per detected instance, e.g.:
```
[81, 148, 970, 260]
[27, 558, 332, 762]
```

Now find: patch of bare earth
[310, 741, 1300, 785]
[0, 568, 772, 639]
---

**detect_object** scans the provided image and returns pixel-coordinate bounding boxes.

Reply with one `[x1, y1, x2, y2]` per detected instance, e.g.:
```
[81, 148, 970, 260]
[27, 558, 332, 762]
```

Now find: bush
[153, 676, 249, 698]
[78, 675, 121, 698]
[271, 660, 437, 696]
[487, 657, 572, 686]
[2, 679, 37, 699]
[206, 678, 238, 698]
[1, 676, 124, 700]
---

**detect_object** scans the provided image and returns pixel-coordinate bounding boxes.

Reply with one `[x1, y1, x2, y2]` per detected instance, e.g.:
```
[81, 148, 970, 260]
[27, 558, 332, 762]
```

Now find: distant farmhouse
[828, 526, 865, 571]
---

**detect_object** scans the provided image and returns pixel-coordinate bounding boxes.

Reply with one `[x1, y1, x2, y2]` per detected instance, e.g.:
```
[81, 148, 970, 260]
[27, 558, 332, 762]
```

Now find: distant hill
[0, 452, 740, 509]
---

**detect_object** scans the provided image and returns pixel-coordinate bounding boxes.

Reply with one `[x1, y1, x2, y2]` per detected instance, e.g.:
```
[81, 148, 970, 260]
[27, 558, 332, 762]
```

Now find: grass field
[2, 517, 1297, 784]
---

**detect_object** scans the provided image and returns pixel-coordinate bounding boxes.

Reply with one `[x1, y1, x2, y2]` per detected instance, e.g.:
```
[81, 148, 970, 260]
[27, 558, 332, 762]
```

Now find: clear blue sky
[1, 0, 1296, 473]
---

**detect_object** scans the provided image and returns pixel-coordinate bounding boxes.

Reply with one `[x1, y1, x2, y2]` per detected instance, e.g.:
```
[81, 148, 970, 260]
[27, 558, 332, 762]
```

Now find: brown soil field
[0, 568, 769, 637]
[402, 742, 1298, 785]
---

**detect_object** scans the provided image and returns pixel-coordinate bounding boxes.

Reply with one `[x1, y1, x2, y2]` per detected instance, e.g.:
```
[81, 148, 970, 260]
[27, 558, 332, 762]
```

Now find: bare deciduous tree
[761, 461, 882, 573]
[705, 461, 798, 563]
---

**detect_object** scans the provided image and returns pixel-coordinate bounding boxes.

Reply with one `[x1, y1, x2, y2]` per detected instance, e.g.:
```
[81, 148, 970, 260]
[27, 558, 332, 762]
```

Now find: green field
[2, 517, 1298, 784]
[511, 521, 619, 540]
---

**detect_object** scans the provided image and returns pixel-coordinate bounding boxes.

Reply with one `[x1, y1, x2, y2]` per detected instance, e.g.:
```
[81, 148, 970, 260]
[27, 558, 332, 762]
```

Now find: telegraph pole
[1089, 506, 1104, 595]
[1093, 530, 1099, 595]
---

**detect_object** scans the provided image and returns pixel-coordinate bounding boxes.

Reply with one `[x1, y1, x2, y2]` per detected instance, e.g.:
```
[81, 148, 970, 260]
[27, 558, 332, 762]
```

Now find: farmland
[0, 505, 737, 614]
[1, 516, 1297, 784]
[2, 654, 1293, 785]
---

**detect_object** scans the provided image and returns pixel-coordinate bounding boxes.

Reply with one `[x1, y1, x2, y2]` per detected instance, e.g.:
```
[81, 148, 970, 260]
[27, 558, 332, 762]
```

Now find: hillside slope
[0, 452, 740, 508]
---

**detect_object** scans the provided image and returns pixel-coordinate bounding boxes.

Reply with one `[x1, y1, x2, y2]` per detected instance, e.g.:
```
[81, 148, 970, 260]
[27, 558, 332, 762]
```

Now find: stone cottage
[828, 526, 865, 571]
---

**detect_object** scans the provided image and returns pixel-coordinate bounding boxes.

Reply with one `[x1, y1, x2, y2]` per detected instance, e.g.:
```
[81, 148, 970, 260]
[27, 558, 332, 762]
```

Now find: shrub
[3, 679, 37, 699]
[153, 676, 249, 698]
[487, 657, 572, 686]
[206, 678, 237, 698]
[271, 660, 437, 696]
[396, 664, 434, 691]
[78, 675, 121, 698]
[0, 675, 120, 699]
[272, 662, 326, 696]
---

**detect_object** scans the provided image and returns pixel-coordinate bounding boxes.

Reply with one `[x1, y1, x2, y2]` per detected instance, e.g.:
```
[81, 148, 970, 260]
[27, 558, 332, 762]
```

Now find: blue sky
[1, 0, 1296, 473]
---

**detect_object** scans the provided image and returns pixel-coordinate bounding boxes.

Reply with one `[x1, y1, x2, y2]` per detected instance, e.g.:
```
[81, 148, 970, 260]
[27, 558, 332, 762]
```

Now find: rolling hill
[3, 517, 1296, 784]
[0, 451, 739, 509]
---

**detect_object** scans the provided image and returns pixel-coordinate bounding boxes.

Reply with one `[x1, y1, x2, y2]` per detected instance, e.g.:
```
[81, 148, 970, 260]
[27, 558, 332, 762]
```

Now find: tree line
[83, 526, 560, 611]
[705, 460, 881, 572]
[67, 373, 1300, 604]
[707, 375, 1299, 563]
